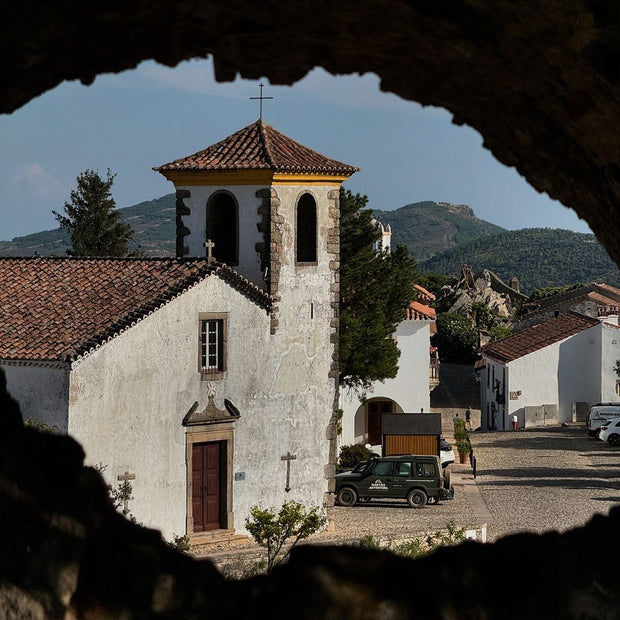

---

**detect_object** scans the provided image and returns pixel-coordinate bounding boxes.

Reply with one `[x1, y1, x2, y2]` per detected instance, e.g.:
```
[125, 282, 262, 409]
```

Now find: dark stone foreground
[2, 371, 620, 619]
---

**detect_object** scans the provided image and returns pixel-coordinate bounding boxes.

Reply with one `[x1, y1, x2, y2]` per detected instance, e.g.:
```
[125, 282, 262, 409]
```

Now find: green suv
[335, 455, 448, 508]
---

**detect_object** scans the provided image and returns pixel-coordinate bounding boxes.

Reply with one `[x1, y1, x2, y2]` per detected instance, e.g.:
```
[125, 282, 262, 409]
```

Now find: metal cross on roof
[250, 82, 273, 120]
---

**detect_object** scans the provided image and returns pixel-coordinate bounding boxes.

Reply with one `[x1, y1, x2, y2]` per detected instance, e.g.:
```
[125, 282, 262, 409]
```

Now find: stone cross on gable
[204, 239, 215, 263]
[280, 451, 297, 493]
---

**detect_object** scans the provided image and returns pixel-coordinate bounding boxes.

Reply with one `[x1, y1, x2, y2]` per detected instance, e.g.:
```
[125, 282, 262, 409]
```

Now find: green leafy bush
[457, 439, 472, 455]
[245, 501, 326, 573]
[25, 417, 59, 434]
[357, 521, 465, 559]
[432, 312, 477, 362]
[338, 444, 375, 470]
[454, 418, 467, 441]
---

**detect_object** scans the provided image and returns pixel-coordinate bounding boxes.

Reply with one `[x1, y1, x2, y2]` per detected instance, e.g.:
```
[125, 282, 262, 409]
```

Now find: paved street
[315, 424, 620, 546]
[197, 424, 620, 566]
[468, 425, 620, 541]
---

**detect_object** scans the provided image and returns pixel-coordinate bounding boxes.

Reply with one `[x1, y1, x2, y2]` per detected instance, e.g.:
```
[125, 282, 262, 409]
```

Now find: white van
[587, 404, 620, 436]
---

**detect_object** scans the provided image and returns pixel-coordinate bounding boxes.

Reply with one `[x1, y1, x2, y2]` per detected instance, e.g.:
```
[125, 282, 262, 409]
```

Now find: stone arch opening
[296, 192, 317, 263]
[206, 191, 238, 265]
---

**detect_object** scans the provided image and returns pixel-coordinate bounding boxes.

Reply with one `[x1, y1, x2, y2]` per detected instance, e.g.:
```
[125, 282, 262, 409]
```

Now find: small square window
[199, 314, 227, 379]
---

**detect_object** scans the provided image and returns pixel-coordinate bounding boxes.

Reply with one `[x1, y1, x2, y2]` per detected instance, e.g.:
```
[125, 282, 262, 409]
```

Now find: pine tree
[53, 169, 135, 256]
[339, 188, 417, 392]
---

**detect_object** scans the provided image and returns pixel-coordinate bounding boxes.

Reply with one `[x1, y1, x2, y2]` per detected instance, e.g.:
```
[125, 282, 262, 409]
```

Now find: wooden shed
[381, 413, 442, 457]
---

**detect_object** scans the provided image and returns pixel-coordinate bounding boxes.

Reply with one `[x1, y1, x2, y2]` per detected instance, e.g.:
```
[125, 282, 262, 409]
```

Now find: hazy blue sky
[0, 58, 592, 241]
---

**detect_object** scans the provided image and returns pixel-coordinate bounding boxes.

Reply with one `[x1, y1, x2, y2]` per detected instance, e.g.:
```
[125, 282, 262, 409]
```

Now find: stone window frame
[295, 191, 318, 265]
[198, 312, 228, 380]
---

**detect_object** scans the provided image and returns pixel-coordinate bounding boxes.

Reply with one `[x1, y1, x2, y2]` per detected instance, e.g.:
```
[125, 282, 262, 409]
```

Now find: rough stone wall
[2, 1, 620, 268]
[175, 189, 191, 257]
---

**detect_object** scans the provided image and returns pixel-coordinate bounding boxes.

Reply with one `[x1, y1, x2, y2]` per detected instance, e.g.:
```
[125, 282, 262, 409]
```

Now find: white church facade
[0, 120, 357, 543]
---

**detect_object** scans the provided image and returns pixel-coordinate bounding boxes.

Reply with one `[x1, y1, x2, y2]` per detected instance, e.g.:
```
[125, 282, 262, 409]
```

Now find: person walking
[465, 406, 472, 430]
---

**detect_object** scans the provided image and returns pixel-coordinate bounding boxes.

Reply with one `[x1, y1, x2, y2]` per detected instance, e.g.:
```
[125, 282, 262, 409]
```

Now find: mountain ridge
[373, 200, 506, 262]
[1, 194, 617, 294]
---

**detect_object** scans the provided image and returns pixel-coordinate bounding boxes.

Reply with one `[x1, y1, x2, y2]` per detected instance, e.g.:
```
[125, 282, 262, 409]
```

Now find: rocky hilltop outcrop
[435, 265, 528, 321]
[436, 202, 477, 219]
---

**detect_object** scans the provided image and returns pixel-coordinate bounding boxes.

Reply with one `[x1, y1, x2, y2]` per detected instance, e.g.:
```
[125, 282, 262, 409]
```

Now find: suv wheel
[407, 489, 427, 508]
[609, 434, 620, 446]
[337, 487, 358, 506]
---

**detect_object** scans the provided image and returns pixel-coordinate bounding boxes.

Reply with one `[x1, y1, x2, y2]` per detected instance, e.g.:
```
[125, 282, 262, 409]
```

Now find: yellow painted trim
[158, 170, 275, 185]
[272, 173, 349, 185]
[156, 170, 350, 186]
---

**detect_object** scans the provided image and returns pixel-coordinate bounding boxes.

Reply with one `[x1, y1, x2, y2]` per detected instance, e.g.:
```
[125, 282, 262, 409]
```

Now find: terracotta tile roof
[481, 311, 600, 364]
[588, 291, 620, 306]
[594, 283, 620, 300]
[0, 257, 272, 363]
[414, 284, 435, 301]
[154, 119, 359, 176]
[407, 301, 436, 320]
[525, 282, 620, 312]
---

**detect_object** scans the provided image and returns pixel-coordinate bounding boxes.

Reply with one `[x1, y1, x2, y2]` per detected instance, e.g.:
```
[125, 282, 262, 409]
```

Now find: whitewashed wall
[67, 186, 337, 540]
[239, 184, 337, 518]
[3, 363, 70, 432]
[339, 320, 431, 447]
[178, 185, 266, 286]
[482, 323, 605, 429]
[601, 322, 620, 401]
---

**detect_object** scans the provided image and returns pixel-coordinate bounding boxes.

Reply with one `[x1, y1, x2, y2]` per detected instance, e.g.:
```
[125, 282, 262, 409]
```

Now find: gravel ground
[470, 424, 620, 541]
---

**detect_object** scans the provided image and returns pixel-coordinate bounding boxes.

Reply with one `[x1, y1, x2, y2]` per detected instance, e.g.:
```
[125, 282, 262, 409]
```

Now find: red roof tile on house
[414, 284, 435, 301]
[0, 257, 272, 363]
[407, 301, 436, 320]
[154, 119, 359, 176]
[481, 311, 600, 364]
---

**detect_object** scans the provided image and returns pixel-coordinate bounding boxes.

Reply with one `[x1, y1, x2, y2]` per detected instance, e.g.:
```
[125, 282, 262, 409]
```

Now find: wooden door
[367, 400, 393, 445]
[192, 442, 222, 532]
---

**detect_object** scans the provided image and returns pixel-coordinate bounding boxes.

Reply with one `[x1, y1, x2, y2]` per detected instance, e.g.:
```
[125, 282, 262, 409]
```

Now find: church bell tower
[155, 119, 358, 512]
[154, 119, 358, 308]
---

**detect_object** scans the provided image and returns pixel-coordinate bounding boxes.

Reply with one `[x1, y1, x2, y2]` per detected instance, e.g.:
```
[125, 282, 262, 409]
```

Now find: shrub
[25, 417, 59, 434]
[456, 439, 472, 455]
[245, 501, 326, 573]
[338, 444, 375, 470]
[454, 419, 467, 441]
[356, 521, 465, 559]
[167, 534, 190, 553]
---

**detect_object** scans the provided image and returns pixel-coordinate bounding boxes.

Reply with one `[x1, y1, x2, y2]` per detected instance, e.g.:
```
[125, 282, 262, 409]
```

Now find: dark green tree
[431, 312, 477, 361]
[53, 169, 135, 256]
[339, 188, 417, 392]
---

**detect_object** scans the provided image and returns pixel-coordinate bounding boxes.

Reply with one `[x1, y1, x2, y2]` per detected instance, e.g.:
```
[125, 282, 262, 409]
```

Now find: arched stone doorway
[354, 397, 405, 447]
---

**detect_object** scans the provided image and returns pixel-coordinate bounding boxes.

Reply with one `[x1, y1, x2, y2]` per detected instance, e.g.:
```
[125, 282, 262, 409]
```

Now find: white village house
[0, 120, 358, 543]
[339, 283, 439, 449]
[479, 311, 620, 431]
